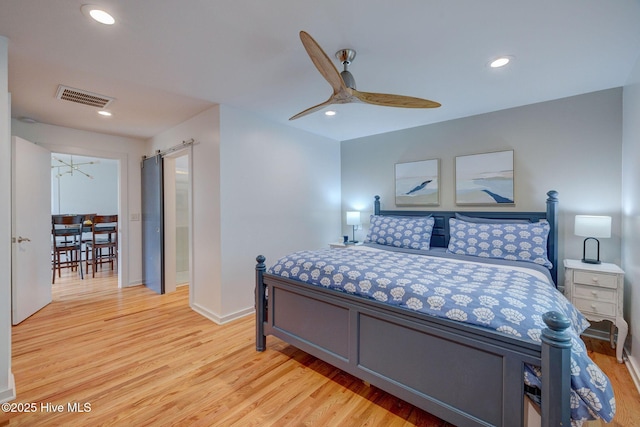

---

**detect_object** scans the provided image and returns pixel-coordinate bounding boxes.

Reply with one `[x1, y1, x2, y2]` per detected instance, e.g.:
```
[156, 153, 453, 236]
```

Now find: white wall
[149, 105, 341, 323]
[622, 54, 640, 385]
[11, 120, 147, 287]
[148, 106, 222, 317]
[341, 89, 624, 280]
[219, 105, 341, 320]
[51, 154, 118, 215]
[0, 35, 16, 404]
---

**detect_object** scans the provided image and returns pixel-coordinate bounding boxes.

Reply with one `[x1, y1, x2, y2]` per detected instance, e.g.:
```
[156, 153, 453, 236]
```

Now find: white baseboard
[625, 352, 640, 395]
[125, 280, 143, 287]
[190, 303, 253, 325]
[0, 373, 16, 403]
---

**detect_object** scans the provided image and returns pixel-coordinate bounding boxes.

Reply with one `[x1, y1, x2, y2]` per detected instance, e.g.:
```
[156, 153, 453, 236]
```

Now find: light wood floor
[2, 271, 639, 427]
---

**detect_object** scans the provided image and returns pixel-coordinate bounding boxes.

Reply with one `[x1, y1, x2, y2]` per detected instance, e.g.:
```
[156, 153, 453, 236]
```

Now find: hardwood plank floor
[581, 339, 640, 427]
[2, 271, 638, 426]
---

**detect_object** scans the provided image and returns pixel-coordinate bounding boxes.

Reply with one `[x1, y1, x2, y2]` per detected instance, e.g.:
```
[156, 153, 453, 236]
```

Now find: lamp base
[581, 238, 602, 265]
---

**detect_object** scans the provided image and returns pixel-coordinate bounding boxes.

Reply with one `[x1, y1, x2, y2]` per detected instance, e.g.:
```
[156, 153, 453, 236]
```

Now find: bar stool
[80, 213, 96, 259]
[86, 214, 118, 277]
[51, 214, 84, 283]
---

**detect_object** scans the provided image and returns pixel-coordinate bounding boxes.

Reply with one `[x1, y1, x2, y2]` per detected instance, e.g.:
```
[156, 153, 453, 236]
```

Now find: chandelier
[52, 155, 97, 179]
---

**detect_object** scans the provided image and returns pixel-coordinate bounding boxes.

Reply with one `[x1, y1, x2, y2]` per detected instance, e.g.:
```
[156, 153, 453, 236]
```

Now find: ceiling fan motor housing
[336, 48, 357, 89]
[340, 70, 356, 89]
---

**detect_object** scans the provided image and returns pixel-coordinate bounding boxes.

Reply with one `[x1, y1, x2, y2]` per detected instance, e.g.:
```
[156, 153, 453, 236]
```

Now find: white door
[11, 136, 52, 325]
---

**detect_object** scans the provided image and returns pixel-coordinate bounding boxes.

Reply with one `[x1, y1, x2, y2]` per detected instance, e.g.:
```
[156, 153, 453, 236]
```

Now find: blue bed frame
[255, 190, 570, 426]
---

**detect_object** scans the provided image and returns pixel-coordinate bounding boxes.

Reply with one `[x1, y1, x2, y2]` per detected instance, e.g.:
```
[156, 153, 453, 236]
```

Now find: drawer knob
[592, 276, 599, 283]
[591, 304, 597, 310]
[591, 290, 598, 296]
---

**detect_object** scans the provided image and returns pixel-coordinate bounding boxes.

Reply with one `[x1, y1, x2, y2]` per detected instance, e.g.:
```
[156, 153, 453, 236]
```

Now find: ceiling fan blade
[352, 89, 441, 109]
[299, 31, 346, 94]
[293, 31, 440, 119]
[289, 97, 336, 120]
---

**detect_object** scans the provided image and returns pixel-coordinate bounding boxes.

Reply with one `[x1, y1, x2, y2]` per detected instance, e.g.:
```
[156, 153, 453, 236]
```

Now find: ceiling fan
[290, 31, 441, 120]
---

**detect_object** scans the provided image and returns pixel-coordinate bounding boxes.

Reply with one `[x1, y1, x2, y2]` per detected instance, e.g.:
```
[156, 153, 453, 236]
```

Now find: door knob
[17, 236, 31, 243]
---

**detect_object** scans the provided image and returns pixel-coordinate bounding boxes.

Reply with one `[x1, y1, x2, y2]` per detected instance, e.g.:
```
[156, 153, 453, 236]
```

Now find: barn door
[141, 154, 164, 294]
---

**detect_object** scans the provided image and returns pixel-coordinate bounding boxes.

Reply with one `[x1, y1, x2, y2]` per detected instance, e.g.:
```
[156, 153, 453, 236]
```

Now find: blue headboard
[373, 190, 559, 286]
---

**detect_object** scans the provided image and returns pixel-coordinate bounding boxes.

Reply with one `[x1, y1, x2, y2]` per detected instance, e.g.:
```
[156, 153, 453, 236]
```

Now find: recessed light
[81, 5, 115, 25]
[98, 110, 112, 117]
[489, 56, 512, 68]
[325, 110, 337, 116]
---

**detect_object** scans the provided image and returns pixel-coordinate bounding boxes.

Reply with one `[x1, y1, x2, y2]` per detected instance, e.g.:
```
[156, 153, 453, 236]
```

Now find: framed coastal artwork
[395, 159, 440, 206]
[455, 150, 514, 205]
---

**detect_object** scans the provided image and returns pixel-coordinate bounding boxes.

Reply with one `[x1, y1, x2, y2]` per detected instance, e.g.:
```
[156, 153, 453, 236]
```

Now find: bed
[255, 191, 615, 426]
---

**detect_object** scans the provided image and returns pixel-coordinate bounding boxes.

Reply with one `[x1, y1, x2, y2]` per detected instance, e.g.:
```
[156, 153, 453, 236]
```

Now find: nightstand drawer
[573, 284, 616, 303]
[573, 298, 616, 317]
[573, 271, 618, 289]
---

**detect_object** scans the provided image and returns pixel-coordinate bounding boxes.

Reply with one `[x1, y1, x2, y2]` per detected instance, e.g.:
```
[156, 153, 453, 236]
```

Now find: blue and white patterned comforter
[268, 245, 615, 425]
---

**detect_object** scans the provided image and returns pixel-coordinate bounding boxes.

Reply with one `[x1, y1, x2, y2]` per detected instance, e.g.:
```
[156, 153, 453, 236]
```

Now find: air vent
[56, 85, 114, 108]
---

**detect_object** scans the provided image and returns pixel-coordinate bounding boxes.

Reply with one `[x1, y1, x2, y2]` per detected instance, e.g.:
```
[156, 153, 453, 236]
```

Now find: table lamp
[346, 211, 361, 243]
[574, 215, 611, 264]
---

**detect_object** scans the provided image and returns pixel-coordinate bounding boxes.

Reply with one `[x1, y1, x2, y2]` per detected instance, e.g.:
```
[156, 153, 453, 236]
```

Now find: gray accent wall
[341, 89, 623, 271]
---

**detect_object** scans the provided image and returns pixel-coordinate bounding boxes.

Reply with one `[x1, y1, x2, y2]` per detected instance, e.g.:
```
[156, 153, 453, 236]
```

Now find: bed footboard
[255, 257, 570, 427]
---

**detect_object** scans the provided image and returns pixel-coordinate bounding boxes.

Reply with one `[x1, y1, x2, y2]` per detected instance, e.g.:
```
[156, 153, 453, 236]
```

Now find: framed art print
[455, 150, 514, 205]
[395, 159, 440, 206]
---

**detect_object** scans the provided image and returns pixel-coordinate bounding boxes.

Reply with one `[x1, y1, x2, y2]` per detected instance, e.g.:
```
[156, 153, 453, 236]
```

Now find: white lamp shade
[346, 211, 361, 226]
[574, 215, 611, 238]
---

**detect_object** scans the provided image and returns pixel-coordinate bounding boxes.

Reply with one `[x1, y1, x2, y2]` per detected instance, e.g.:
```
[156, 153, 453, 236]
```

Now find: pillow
[455, 213, 530, 224]
[447, 218, 553, 268]
[366, 215, 435, 250]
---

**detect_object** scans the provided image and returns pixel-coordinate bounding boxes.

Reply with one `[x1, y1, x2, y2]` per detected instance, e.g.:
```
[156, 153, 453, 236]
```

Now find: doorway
[12, 142, 124, 322]
[51, 153, 119, 287]
[162, 151, 191, 294]
[174, 155, 190, 287]
[41, 144, 128, 290]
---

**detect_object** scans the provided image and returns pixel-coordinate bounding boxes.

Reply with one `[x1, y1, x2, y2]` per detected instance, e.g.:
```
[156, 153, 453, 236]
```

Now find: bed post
[255, 255, 267, 352]
[541, 311, 571, 427]
[374, 195, 381, 215]
[546, 190, 559, 286]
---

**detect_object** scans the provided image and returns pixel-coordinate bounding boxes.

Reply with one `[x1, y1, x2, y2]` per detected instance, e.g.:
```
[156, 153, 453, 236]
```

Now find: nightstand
[564, 259, 627, 363]
[329, 242, 362, 249]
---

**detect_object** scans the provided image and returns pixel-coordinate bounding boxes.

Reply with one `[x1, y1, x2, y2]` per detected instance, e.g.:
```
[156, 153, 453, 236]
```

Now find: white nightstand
[329, 242, 362, 249]
[563, 259, 627, 363]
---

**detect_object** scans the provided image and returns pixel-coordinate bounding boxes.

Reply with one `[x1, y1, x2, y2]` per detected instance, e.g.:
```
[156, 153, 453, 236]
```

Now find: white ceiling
[2, 1, 640, 142]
